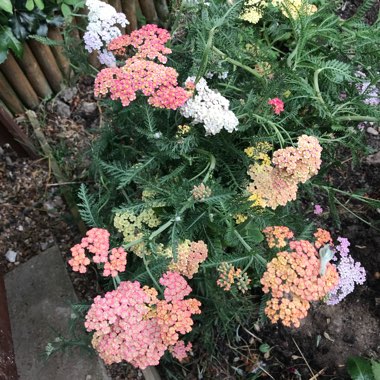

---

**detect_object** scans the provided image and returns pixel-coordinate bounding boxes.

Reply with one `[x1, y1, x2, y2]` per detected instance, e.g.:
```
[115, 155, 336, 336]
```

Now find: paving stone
[5, 246, 110, 380]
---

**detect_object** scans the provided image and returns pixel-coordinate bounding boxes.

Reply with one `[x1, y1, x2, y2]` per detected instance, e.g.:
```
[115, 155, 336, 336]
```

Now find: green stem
[313, 68, 325, 106]
[212, 46, 263, 80]
[335, 115, 379, 122]
[142, 254, 163, 293]
[234, 229, 252, 251]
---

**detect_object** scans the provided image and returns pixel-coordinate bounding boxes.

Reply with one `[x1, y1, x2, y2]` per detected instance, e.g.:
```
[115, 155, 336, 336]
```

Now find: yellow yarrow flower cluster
[114, 209, 161, 257]
[234, 213, 248, 224]
[175, 124, 191, 139]
[240, 0, 317, 24]
[272, 0, 317, 19]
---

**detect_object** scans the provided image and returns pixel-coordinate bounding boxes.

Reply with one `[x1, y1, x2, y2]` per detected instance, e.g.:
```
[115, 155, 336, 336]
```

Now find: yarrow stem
[212, 46, 263, 80]
[335, 115, 379, 122]
[142, 254, 163, 293]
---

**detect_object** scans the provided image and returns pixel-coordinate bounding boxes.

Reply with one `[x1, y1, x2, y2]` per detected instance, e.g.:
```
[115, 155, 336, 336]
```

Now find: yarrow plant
[261, 227, 339, 327]
[326, 237, 366, 305]
[85, 271, 200, 368]
[68, 228, 127, 277]
[246, 135, 322, 209]
[180, 77, 239, 135]
[261, 227, 366, 327]
[94, 24, 189, 110]
[69, 1, 378, 374]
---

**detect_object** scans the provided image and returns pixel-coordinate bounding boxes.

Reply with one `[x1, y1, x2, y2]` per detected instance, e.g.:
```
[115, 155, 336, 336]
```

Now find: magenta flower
[268, 98, 284, 115]
[314, 204, 323, 215]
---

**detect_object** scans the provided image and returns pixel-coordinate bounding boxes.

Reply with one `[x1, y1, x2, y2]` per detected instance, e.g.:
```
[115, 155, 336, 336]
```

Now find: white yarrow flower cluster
[83, 0, 129, 66]
[180, 77, 239, 136]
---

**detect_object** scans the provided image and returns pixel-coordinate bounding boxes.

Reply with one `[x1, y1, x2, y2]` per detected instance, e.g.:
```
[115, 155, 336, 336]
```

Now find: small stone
[5, 156, 13, 166]
[60, 87, 78, 103]
[40, 242, 49, 251]
[79, 102, 97, 115]
[5, 250, 18, 263]
[55, 100, 71, 118]
[366, 151, 380, 165]
[367, 127, 379, 135]
[0, 146, 4, 155]
[17, 225, 24, 231]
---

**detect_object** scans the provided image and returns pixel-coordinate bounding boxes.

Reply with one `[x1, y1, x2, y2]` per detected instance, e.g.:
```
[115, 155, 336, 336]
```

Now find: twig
[242, 326, 263, 343]
[292, 337, 315, 377]
[309, 368, 326, 380]
[46, 181, 93, 187]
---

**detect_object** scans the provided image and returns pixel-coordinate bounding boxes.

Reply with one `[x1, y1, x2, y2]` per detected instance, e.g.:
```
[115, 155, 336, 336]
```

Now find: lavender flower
[326, 237, 366, 305]
[314, 204, 323, 215]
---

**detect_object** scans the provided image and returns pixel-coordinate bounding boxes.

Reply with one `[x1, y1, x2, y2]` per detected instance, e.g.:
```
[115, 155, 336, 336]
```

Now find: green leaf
[25, 0, 35, 11]
[347, 357, 375, 380]
[0, 26, 23, 64]
[0, 0, 12, 13]
[241, 222, 264, 243]
[371, 360, 380, 380]
[64, 0, 78, 5]
[61, 3, 71, 19]
[259, 343, 270, 353]
[34, 0, 45, 10]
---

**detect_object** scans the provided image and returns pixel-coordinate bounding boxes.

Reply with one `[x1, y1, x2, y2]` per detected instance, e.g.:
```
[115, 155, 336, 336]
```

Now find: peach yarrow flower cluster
[85, 271, 200, 368]
[94, 24, 189, 110]
[68, 228, 127, 277]
[261, 227, 339, 327]
[247, 135, 322, 209]
[263, 226, 294, 248]
[169, 240, 208, 279]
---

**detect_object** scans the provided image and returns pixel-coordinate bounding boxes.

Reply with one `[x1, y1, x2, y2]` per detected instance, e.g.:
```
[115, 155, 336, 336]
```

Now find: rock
[60, 87, 78, 103]
[55, 99, 71, 118]
[366, 151, 380, 165]
[17, 225, 24, 231]
[366, 126, 379, 136]
[0, 146, 4, 155]
[40, 242, 49, 251]
[78, 101, 97, 115]
[5, 249, 18, 262]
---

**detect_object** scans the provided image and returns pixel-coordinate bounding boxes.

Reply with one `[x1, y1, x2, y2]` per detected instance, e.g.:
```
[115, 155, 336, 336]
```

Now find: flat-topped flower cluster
[94, 24, 189, 109]
[68, 228, 127, 277]
[85, 271, 200, 368]
[247, 135, 322, 209]
[261, 227, 339, 327]
[180, 77, 239, 135]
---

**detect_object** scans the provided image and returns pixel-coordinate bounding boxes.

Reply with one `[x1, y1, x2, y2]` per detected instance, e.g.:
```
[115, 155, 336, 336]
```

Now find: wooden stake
[16, 43, 53, 99]
[122, 0, 138, 32]
[47, 27, 73, 80]
[0, 71, 24, 115]
[28, 40, 64, 93]
[0, 53, 40, 109]
[139, 0, 159, 24]
[0, 106, 39, 158]
[154, 0, 169, 26]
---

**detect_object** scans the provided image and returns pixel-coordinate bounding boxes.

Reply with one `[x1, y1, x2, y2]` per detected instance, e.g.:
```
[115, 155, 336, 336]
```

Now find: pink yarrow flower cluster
[94, 24, 189, 110]
[68, 228, 127, 277]
[85, 271, 200, 368]
[268, 98, 285, 114]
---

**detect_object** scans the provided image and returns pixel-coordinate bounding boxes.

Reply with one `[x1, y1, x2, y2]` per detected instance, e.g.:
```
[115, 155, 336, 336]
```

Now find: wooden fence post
[0, 72, 24, 115]
[122, 0, 138, 32]
[47, 27, 73, 80]
[139, 0, 159, 24]
[28, 40, 64, 93]
[0, 53, 40, 109]
[154, 0, 169, 26]
[16, 43, 53, 99]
